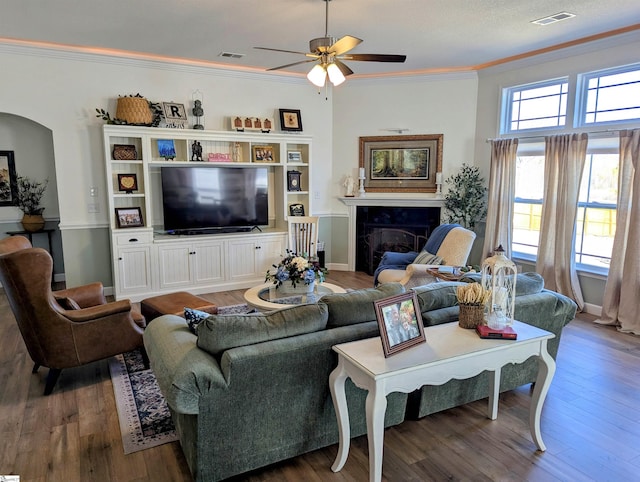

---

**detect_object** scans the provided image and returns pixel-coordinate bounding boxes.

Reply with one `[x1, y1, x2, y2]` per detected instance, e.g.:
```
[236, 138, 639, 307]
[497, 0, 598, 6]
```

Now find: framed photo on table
[115, 207, 144, 229]
[279, 109, 303, 132]
[359, 134, 443, 193]
[374, 291, 426, 357]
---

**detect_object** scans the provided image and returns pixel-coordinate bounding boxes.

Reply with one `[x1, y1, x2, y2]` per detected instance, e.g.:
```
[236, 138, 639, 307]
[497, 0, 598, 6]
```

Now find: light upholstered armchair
[375, 224, 476, 289]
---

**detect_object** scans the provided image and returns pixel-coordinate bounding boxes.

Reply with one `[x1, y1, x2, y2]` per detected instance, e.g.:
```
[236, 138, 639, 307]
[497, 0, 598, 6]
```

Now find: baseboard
[327, 263, 349, 271]
[582, 302, 602, 316]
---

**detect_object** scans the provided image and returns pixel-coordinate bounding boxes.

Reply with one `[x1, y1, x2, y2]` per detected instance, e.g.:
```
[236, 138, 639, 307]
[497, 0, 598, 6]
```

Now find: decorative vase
[458, 303, 485, 329]
[278, 280, 315, 295]
[21, 213, 45, 232]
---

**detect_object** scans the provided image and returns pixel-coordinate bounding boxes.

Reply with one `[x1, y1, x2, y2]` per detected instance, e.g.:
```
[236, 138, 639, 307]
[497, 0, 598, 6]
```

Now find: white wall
[332, 73, 479, 210]
[0, 43, 333, 285]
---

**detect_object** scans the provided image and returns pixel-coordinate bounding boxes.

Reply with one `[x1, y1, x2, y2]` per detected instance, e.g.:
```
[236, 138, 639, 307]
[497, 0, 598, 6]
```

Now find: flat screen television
[161, 166, 269, 234]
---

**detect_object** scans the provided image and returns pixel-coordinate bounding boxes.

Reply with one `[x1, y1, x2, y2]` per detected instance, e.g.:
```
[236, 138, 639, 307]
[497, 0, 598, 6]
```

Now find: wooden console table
[6, 229, 55, 257]
[329, 320, 556, 482]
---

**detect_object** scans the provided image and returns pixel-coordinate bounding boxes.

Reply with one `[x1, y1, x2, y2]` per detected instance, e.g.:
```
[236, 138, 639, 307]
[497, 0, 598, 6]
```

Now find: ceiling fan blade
[334, 59, 354, 77]
[266, 59, 317, 71]
[341, 53, 407, 63]
[328, 35, 363, 56]
[254, 46, 315, 57]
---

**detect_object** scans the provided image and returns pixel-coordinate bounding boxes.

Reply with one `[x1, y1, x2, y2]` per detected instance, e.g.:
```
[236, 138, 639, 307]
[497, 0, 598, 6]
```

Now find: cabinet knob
[129, 238, 138, 243]
[118, 257, 123, 261]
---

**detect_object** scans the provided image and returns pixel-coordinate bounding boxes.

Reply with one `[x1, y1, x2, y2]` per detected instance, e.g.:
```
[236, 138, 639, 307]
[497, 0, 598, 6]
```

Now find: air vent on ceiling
[531, 12, 576, 26]
[219, 52, 245, 59]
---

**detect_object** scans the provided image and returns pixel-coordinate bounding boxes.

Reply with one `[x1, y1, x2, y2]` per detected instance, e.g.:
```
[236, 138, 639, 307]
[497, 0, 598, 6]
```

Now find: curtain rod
[486, 128, 623, 143]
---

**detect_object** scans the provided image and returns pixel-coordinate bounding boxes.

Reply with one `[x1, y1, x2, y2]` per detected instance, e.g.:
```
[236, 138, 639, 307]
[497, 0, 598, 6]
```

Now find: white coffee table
[329, 320, 556, 482]
[244, 282, 346, 311]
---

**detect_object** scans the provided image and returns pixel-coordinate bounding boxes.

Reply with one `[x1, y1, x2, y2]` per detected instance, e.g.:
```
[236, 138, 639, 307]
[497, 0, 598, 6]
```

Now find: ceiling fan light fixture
[327, 63, 346, 86]
[307, 64, 327, 87]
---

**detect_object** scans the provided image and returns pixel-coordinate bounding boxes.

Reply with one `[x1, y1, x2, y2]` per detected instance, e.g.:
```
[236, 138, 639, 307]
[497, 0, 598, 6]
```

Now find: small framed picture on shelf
[279, 109, 303, 132]
[289, 203, 305, 216]
[253, 145, 274, 163]
[115, 207, 144, 229]
[374, 292, 426, 357]
[287, 170, 302, 191]
[287, 151, 302, 162]
[117, 173, 138, 193]
[162, 102, 187, 128]
[157, 139, 176, 160]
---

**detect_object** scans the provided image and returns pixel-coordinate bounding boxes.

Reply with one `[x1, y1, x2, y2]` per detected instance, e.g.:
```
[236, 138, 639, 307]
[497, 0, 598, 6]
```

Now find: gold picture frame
[359, 134, 443, 193]
[253, 145, 275, 163]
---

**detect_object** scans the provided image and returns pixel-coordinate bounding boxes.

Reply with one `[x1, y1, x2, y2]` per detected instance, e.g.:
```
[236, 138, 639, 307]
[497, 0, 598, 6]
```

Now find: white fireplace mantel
[340, 195, 445, 271]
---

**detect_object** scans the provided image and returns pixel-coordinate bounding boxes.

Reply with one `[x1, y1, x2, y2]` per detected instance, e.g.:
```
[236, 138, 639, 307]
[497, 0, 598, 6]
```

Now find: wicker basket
[458, 303, 485, 329]
[115, 97, 153, 125]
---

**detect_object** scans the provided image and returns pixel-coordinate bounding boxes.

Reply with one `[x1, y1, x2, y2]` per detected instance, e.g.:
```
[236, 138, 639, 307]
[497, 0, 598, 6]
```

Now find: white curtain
[595, 129, 640, 335]
[483, 139, 518, 259]
[536, 133, 588, 311]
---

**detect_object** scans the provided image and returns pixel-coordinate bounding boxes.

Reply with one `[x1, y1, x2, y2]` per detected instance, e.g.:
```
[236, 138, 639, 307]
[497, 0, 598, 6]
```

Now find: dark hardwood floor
[1, 271, 639, 481]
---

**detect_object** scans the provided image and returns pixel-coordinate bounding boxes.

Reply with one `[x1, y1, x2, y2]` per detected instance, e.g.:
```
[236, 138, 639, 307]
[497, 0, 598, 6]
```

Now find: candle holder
[358, 176, 366, 197]
[435, 172, 443, 198]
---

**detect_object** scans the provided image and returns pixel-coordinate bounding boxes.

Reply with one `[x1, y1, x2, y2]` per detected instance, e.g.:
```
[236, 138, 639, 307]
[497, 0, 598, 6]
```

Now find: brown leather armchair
[0, 235, 145, 395]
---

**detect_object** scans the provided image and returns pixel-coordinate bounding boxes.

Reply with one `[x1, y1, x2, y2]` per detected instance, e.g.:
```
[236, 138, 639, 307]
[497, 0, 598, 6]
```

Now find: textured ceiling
[1, 0, 640, 76]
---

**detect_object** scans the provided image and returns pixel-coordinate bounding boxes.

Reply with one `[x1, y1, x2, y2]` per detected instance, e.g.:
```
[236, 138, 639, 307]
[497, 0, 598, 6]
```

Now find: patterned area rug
[109, 303, 252, 454]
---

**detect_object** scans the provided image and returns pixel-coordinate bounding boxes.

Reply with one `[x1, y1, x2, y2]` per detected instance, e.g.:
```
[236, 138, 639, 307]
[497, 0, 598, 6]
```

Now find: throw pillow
[197, 303, 328, 357]
[412, 282, 465, 313]
[412, 251, 444, 265]
[184, 307, 211, 334]
[321, 282, 405, 328]
[54, 296, 81, 310]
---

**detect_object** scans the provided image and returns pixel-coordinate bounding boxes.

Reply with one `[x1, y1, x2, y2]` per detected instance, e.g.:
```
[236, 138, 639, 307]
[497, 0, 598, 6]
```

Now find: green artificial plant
[443, 164, 488, 230]
[16, 175, 48, 215]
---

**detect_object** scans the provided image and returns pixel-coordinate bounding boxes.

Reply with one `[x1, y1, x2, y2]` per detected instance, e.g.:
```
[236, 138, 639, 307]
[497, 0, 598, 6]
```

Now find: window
[502, 79, 568, 134]
[577, 63, 640, 127]
[512, 146, 618, 272]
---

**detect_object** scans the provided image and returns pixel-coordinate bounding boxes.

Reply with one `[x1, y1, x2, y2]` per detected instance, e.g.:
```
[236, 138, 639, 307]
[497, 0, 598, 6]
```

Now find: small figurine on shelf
[192, 99, 204, 130]
[191, 141, 203, 161]
[343, 175, 355, 197]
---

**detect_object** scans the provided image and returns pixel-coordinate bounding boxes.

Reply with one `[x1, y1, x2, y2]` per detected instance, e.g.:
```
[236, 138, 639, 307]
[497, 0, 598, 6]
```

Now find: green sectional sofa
[143, 274, 577, 482]
[143, 283, 408, 482]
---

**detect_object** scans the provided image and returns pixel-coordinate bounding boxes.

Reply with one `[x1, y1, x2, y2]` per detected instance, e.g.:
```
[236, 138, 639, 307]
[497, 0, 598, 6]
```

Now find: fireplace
[356, 206, 441, 274]
[340, 195, 445, 273]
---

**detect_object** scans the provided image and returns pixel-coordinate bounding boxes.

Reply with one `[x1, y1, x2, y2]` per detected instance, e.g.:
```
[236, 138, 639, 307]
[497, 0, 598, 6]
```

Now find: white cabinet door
[116, 245, 152, 295]
[192, 241, 225, 285]
[257, 237, 285, 276]
[157, 244, 193, 290]
[227, 239, 261, 281]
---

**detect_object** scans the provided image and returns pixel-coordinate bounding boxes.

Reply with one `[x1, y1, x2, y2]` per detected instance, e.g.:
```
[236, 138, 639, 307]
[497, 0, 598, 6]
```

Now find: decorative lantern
[481, 245, 517, 329]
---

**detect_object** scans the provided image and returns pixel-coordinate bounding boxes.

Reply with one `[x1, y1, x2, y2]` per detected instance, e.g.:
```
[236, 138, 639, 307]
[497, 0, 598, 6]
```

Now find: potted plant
[16, 175, 48, 232]
[443, 163, 488, 230]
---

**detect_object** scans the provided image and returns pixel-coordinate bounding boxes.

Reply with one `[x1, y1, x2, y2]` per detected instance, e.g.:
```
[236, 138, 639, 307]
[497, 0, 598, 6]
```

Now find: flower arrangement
[456, 282, 492, 306]
[265, 249, 328, 288]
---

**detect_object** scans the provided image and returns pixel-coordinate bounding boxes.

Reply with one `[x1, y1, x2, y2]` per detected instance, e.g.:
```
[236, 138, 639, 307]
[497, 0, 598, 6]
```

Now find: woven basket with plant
[456, 283, 491, 329]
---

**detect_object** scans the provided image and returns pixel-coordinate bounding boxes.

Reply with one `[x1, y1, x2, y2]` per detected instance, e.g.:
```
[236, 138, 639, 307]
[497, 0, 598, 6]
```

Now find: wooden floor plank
[1, 271, 640, 481]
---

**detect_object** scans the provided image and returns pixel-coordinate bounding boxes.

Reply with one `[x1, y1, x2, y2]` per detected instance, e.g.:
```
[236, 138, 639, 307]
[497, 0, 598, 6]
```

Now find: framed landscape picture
[359, 134, 443, 193]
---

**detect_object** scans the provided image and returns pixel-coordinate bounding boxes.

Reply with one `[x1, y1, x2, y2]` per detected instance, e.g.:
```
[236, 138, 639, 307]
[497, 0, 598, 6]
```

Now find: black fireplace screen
[356, 206, 441, 275]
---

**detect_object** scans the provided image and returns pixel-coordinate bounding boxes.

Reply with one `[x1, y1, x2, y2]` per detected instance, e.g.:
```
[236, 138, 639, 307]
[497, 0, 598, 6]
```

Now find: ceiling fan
[254, 0, 406, 87]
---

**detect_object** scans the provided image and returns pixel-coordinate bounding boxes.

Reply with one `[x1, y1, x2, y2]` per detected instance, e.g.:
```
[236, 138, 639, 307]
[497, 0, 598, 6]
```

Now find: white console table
[329, 320, 556, 482]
